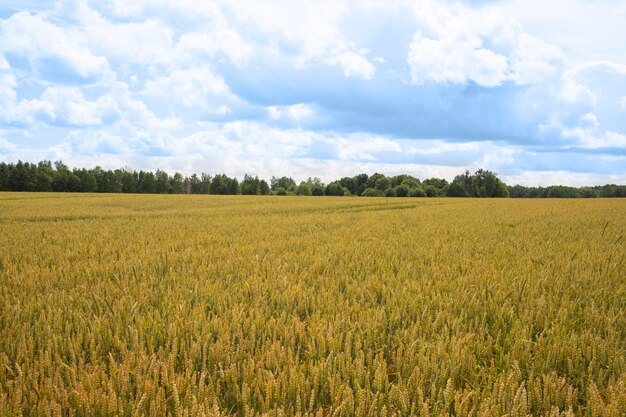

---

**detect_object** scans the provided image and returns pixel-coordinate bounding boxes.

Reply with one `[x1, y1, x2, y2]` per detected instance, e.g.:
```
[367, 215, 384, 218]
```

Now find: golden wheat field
[0, 193, 625, 417]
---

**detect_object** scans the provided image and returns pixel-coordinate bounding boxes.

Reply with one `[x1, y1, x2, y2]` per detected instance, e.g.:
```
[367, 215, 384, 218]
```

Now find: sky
[1, 0, 625, 186]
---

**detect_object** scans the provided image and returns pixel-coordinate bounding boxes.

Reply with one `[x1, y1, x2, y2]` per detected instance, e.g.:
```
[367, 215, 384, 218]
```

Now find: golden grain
[0, 194, 625, 416]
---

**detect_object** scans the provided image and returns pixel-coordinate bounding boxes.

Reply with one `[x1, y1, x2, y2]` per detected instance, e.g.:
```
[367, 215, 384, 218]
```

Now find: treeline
[0, 161, 509, 197]
[509, 184, 626, 198]
[0, 160, 624, 197]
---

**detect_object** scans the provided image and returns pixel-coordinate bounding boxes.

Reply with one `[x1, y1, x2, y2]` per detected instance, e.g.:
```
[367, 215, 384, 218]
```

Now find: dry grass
[0, 193, 624, 416]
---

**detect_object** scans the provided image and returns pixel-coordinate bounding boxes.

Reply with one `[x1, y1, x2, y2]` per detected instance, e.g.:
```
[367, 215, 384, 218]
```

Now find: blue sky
[1, 0, 625, 185]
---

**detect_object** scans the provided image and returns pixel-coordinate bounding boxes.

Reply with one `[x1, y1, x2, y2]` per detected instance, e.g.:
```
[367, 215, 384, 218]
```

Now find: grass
[0, 193, 625, 416]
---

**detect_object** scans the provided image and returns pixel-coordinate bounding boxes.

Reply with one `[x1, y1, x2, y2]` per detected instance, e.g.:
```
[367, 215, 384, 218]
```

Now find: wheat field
[0, 193, 624, 416]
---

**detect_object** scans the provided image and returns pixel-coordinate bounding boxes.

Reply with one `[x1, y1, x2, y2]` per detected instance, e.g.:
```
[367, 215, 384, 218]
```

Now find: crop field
[0, 193, 625, 417]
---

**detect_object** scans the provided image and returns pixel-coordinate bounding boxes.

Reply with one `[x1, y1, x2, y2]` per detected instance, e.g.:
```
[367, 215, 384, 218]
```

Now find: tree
[0, 163, 8, 191]
[155, 170, 171, 194]
[362, 188, 384, 197]
[78, 171, 98, 192]
[375, 176, 391, 192]
[117, 169, 137, 193]
[9, 161, 35, 191]
[408, 187, 426, 197]
[137, 171, 157, 193]
[296, 182, 312, 196]
[98, 170, 122, 193]
[338, 177, 357, 195]
[424, 185, 438, 197]
[171, 173, 185, 194]
[35, 161, 54, 191]
[210, 174, 226, 194]
[186, 174, 200, 194]
[473, 169, 508, 197]
[303, 177, 325, 196]
[52, 163, 80, 192]
[353, 173, 369, 196]
[364, 173, 386, 190]
[393, 184, 411, 197]
[227, 177, 239, 195]
[446, 182, 470, 197]
[241, 175, 261, 195]
[400, 177, 420, 189]
[325, 182, 344, 196]
[270, 176, 296, 192]
[391, 174, 419, 188]
[196, 173, 211, 194]
[259, 180, 271, 195]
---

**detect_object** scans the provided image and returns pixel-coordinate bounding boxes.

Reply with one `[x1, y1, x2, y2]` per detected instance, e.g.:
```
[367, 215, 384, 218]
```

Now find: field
[0, 194, 625, 417]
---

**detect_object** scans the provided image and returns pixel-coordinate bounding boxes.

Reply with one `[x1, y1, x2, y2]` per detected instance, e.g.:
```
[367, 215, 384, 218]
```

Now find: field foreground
[0, 194, 625, 416]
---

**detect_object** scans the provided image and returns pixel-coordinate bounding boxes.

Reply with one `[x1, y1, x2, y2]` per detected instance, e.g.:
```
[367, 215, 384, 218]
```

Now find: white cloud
[409, 32, 509, 87]
[175, 30, 252, 67]
[0, 136, 17, 153]
[222, 0, 350, 66]
[337, 136, 401, 161]
[492, 0, 626, 67]
[0, 11, 114, 84]
[329, 51, 376, 80]
[407, 3, 564, 87]
[142, 67, 231, 109]
[0, 54, 17, 110]
[509, 33, 564, 85]
[40, 87, 104, 126]
[268, 103, 314, 121]
[1, 0, 625, 186]
[0, 54, 55, 124]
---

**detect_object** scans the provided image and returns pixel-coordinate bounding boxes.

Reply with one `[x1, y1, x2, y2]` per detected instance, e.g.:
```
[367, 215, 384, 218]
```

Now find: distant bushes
[508, 184, 626, 198]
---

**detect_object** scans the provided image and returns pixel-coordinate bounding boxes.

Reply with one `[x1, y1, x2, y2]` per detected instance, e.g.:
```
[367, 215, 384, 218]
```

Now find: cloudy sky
[1, 0, 625, 185]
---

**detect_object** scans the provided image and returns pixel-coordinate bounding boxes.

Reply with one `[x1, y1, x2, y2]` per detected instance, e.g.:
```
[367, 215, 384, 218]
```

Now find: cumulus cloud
[407, 3, 564, 87]
[142, 67, 231, 110]
[329, 51, 376, 80]
[0, 0, 625, 186]
[0, 11, 114, 85]
[268, 103, 315, 121]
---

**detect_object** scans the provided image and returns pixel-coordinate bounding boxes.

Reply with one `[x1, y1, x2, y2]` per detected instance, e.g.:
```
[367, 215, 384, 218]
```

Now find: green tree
[137, 171, 157, 193]
[361, 188, 384, 197]
[446, 182, 470, 197]
[365, 173, 386, 190]
[338, 177, 357, 195]
[259, 180, 271, 195]
[408, 187, 426, 197]
[296, 182, 312, 196]
[210, 174, 226, 194]
[303, 177, 325, 196]
[241, 175, 261, 195]
[393, 184, 411, 197]
[325, 182, 344, 196]
[375, 176, 391, 192]
[270, 176, 296, 192]
[353, 173, 369, 196]
[171, 173, 185, 194]
[0, 162, 8, 191]
[117, 169, 137, 193]
[35, 161, 54, 191]
[424, 185, 438, 197]
[155, 170, 171, 194]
